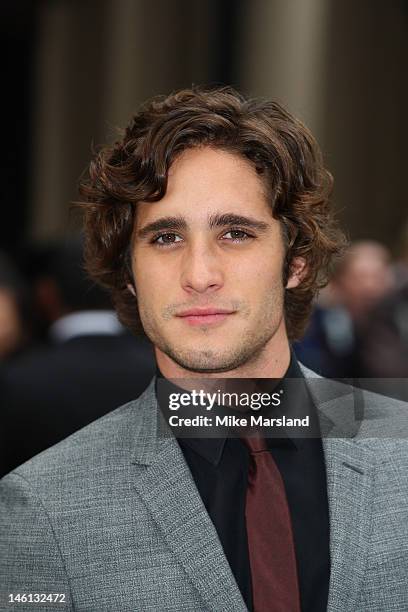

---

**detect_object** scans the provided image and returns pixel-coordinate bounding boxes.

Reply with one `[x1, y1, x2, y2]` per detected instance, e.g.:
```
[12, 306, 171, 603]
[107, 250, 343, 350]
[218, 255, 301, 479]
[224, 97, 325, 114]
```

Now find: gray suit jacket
[1, 367, 408, 611]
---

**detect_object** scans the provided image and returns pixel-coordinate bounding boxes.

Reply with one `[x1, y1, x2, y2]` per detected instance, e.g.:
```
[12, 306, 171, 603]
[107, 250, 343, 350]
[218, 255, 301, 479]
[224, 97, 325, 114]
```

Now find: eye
[152, 233, 183, 246]
[221, 229, 253, 242]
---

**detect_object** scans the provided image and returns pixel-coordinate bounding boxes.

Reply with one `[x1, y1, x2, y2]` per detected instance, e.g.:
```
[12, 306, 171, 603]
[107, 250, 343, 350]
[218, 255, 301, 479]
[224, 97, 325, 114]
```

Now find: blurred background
[1, 0, 407, 474]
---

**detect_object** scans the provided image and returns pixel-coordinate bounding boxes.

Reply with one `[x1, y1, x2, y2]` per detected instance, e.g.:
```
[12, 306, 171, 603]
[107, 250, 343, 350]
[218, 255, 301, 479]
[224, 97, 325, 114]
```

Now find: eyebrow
[136, 216, 188, 239]
[208, 213, 269, 232]
[136, 212, 270, 239]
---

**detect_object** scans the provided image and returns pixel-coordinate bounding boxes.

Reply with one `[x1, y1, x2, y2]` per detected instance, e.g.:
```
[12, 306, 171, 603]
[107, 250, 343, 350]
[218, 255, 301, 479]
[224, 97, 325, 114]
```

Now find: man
[1, 87, 407, 612]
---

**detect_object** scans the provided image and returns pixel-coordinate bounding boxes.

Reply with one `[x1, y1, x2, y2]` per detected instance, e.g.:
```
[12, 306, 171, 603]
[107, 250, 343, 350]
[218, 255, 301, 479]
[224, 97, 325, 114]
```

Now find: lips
[176, 307, 235, 327]
[177, 308, 234, 317]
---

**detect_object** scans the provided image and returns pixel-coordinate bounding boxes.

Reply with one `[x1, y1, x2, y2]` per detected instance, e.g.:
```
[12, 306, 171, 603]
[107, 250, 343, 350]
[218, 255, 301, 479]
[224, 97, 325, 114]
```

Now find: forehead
[135, 147, 273, 226]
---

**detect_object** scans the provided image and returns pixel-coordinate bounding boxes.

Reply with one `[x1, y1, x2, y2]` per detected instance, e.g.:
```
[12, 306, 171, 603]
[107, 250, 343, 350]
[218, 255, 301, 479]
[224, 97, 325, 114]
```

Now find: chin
[165, 344, 252, 374]
[174, 360, 238, 374]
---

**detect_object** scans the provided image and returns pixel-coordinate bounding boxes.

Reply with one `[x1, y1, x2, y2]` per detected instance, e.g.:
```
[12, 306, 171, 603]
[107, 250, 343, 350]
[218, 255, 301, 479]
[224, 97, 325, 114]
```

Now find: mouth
[175, 308, 235, 327]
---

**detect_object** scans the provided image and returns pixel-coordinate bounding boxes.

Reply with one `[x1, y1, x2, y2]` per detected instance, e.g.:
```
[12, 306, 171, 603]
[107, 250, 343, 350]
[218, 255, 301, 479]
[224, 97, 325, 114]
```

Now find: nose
[180, 238, 224, 295]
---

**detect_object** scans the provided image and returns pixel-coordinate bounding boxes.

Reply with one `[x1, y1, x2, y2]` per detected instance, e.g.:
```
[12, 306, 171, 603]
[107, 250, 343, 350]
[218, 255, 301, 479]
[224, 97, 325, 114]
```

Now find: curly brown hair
[79, 86, 346, 341]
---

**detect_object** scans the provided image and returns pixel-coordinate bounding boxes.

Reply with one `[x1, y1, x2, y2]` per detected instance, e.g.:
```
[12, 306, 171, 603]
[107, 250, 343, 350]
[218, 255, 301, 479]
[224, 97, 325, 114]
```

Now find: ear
[286, 257, 307, 289]
[127, 283, 136, 297]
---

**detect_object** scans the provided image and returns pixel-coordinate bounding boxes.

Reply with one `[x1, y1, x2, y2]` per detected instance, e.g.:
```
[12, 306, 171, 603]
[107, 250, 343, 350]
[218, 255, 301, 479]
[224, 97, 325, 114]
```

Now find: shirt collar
[156, 350, 317, 466]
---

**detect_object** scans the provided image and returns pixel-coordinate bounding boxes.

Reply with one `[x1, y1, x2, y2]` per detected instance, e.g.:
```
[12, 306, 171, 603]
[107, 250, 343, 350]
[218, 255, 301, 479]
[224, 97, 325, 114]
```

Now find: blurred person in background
[0, 251, 31, 362]
[0, 236, 155, 477]
[295, 241, 395, 377]
[357, 282, 408, 378]
[356, 222, 408, 378]
[331, 241, 394, 322]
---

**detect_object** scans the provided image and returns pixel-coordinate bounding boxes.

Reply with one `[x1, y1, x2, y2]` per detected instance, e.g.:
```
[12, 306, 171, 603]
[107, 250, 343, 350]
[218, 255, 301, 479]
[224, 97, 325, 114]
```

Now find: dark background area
[1, 0, 407, 261]
[1, 1, 36, 255]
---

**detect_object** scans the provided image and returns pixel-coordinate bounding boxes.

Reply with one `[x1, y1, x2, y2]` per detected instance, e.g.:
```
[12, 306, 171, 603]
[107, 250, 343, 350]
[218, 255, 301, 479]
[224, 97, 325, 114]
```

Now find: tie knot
[241, 434, 268, 454]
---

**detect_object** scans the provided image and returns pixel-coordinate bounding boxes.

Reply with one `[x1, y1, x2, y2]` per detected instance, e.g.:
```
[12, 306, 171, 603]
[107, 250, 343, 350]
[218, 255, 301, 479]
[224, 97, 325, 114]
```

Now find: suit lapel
[131, 380, 248, 612]
[303, 371, 377, 612]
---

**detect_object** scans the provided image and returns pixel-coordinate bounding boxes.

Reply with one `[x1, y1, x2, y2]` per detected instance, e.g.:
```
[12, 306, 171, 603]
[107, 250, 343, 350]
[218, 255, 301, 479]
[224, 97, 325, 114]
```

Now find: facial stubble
[137, 280, 286, 374]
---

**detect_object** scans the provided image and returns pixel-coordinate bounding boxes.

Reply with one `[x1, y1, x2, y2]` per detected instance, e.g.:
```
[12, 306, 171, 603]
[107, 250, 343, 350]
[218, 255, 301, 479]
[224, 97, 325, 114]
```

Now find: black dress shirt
[156, 354, 330, 612]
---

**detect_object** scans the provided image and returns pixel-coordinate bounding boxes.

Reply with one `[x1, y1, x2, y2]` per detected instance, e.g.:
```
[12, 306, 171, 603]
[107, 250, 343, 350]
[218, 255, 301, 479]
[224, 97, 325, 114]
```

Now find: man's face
[131, 147, 292, 374]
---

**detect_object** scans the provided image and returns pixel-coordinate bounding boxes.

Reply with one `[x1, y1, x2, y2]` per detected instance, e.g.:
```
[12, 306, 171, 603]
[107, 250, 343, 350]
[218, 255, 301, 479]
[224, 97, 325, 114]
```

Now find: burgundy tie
[242, 435, 301, 612]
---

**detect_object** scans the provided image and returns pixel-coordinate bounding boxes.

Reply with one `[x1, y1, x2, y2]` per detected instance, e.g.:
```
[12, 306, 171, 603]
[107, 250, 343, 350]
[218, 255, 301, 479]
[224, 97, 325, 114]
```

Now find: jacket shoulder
[300, 362, 408, 465]
[2, 378, 156, 484]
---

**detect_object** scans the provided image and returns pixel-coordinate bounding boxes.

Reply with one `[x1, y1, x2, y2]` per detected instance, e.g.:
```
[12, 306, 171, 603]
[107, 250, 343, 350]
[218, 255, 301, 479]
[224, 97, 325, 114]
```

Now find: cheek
[133, 253, 163, 292]
[241, 261, 285, 320]
[234, 254, 284, 292]
[133, 258, 178, 315]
